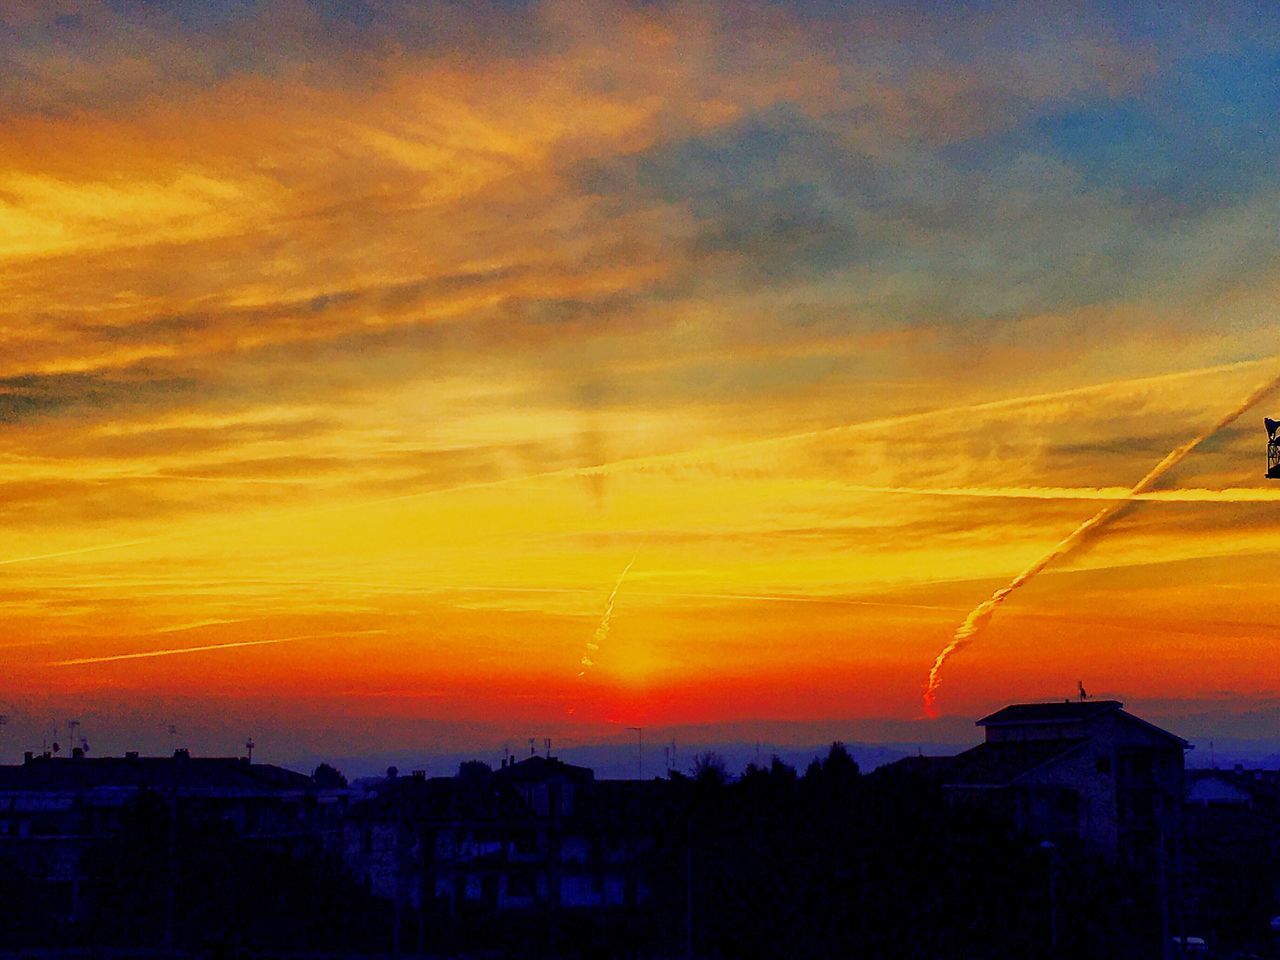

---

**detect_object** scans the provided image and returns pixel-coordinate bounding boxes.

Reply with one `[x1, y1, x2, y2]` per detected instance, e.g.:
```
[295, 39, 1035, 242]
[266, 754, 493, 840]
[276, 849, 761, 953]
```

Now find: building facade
[928, 700, 1188, 862]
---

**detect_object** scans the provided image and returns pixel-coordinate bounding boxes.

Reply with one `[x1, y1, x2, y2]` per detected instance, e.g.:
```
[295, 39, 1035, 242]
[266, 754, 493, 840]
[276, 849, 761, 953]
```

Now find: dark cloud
[0, 368, 199, 424]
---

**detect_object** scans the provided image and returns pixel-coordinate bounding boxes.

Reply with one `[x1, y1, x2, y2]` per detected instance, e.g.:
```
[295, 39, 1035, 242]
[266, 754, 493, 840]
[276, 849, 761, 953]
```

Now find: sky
[2, 0, 1279, 769]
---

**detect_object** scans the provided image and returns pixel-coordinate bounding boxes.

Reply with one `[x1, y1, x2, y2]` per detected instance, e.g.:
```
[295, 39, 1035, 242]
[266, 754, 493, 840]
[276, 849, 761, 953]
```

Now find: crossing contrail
[1, 357, 1269, 570]
[923, 368, 1280, 717]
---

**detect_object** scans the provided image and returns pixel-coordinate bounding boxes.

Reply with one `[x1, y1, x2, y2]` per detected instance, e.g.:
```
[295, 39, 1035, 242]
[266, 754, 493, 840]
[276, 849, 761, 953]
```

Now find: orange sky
[2, 1, 1279, 763]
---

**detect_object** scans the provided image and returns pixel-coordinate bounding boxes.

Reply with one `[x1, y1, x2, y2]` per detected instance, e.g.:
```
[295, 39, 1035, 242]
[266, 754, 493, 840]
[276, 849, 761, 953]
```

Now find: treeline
[636, 744, 1165, 960]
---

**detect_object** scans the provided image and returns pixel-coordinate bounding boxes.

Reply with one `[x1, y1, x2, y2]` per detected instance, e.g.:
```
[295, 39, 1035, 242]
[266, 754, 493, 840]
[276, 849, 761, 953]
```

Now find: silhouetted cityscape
[0, 700, 1277, 958]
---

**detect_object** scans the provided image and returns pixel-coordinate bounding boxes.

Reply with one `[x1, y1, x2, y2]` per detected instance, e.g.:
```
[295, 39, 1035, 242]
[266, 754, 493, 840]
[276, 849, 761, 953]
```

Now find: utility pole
[1039, 840, 1058, 954]
[686, 813, 694, 960]
[1159, 831, 1172, 960]
[393, 783, 403, 960]
[628, 726, 643, 780]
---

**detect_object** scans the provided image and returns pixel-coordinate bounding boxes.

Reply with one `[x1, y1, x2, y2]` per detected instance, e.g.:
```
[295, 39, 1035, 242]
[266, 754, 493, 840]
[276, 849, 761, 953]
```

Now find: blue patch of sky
[939, 45, 1278, 220]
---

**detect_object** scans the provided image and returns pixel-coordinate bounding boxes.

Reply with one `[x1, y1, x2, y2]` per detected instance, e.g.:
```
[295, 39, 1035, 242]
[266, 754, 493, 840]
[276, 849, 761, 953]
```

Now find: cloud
[0, 0, 1277, 731]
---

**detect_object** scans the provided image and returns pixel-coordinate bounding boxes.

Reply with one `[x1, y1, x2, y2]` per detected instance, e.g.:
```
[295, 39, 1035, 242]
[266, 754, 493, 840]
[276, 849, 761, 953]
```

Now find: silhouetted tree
[311, 762, 347, 788]
[457, 759, 493, 780]
[692, 751, 728, 786]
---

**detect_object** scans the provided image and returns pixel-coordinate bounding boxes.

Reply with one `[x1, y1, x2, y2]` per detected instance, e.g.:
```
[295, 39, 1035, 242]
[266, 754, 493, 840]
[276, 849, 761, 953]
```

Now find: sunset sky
[2, 1, 1279, 766]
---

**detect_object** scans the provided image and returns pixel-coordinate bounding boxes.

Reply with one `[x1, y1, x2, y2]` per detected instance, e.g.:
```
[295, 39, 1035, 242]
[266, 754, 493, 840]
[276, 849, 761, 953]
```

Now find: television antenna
[245, 737, 255, 763]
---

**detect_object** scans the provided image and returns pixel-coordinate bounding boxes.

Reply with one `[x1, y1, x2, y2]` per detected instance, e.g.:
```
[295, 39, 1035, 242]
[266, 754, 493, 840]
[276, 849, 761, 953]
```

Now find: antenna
[167, 724, 177, 752]
[528, 737, 535, 757]
[543, 737, 552, 759]
[67, 719, 80, 753]
[245, 738, 255, 763]
[1077, 680, 1089, 702]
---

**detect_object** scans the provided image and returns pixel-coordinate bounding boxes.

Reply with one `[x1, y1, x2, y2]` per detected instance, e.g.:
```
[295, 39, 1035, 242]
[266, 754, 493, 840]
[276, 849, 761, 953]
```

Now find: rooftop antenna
[167, 724, 177, 752]
[245, 738, 255, 763]
[543, 737, 552, 759]
[528, 737, 535, 757]
[1077, 680, 1089, 702]
[67, 719, 80, 752]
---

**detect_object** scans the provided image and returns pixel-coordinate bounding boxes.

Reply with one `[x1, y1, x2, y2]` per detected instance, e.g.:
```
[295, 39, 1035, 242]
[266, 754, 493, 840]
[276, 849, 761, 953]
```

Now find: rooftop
[496, 755, 594, 784]
[941, 740, 1087, 788]
[976, 700, 1124, 726]
[0, 752, 314, 793]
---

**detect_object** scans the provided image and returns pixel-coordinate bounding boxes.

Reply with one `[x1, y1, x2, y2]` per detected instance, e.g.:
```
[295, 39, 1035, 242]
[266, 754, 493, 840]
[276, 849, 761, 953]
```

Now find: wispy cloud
[1, 1, 1278, 729]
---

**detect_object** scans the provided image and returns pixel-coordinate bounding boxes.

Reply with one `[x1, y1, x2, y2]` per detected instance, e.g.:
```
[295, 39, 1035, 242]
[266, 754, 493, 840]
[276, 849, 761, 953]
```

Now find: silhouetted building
[0, 750, 347, 920]
[1181, 766, 1280, 948]
[342, 756, 665, 918]
[907, 700, 1187, 862]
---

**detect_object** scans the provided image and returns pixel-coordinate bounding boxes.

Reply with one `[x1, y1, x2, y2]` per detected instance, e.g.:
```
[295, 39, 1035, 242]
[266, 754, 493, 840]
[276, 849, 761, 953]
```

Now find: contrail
[1, 357, 1268, 569]
[839, 483, 1280, 503]
[0, 538, 158, 567]
[50, 629, 387, 666]
[152, 617, 249, 634]
[923, 369, 1280, 717]
[578, 556, 636, 677]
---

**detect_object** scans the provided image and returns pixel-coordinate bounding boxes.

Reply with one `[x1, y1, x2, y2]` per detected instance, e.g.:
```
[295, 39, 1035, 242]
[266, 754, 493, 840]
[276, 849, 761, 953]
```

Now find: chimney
[23, 751, 33, 764]
[71, 746, 84, 760]
[174, 748, 190, 762]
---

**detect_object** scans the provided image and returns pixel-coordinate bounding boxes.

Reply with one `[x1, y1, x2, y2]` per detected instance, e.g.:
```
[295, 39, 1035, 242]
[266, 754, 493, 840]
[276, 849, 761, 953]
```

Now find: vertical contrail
[578, 555, 636, 677]
[923, 368, 1280, 717]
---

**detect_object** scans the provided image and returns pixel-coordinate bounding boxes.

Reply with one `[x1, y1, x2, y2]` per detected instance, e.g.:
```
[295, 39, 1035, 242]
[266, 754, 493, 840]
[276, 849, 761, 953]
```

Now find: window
[507, 871, 534, 897]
